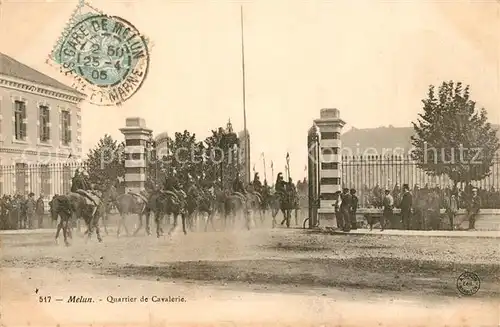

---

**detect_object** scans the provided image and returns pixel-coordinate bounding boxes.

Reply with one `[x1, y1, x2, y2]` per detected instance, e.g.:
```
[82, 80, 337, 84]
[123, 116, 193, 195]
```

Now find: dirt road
[1, 225, 499, 326]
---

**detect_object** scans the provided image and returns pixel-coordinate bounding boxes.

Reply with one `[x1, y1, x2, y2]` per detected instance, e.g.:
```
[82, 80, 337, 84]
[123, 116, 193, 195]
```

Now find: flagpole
[240, 5, 249, 184]
[271, 161, 274, 187]
[261, 153, 267, 182]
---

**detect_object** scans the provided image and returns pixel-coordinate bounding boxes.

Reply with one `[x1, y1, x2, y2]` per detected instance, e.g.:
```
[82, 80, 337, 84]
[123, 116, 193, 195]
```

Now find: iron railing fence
[341, 154, 500, 208]
[0, 162, 87, 200]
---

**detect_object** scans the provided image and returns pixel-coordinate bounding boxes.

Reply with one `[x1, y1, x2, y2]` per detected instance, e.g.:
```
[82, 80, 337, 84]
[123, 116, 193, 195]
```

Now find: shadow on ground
[104, 257, 500, 298]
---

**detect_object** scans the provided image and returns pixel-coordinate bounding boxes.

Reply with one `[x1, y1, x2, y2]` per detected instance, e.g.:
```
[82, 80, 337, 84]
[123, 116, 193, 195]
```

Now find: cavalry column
[308, 108, 345, 226]
[119, 117, 152, 194]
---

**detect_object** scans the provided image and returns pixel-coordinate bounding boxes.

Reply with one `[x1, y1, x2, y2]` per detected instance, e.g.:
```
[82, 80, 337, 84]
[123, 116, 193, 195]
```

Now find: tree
[411, 81, 500, 186]
[161, 130, 205, 185]
[85, 134, 125, 187]
[204, 122, 239, 189]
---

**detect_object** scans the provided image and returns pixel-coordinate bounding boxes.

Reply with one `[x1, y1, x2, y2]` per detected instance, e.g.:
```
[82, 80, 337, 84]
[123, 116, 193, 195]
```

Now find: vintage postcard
[0, 0, 499, 326]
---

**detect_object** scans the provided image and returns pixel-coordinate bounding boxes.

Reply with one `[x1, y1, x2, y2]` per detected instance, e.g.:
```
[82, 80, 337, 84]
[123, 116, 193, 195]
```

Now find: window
[320, 177, 340, 185]
[321, 147, 339, 155]
[14, 101, 27, 141]
[321, 132, 340, 140]
[39, 106, 50, 142]
[320, 193, 338, 200]
[61, 110, 71, 145]
[321, 162, 338, 170]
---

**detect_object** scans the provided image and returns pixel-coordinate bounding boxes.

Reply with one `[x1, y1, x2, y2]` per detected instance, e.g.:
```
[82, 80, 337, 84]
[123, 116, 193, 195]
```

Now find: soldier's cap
[385, 189, 390, 193]
[350, 188, 356, 194]
[472, 187, 478, 192]
[28, 192, 35, 196]
[342, 188, 349, 192]
[403, 184, 409, 189]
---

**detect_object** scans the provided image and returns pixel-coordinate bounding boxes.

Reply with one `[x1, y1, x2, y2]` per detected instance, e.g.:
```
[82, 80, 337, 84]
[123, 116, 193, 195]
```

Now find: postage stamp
[47, 1, 150, 106]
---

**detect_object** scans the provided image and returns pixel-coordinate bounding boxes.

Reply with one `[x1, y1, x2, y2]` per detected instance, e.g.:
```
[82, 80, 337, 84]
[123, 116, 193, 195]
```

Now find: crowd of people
[0, 193, 46, 230]
[351, 183, 489, 230]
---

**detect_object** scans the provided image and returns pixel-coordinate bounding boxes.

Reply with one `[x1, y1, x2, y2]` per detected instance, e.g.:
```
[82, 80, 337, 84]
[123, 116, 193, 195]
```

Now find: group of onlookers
[368, 184, 482, 230]
[361, 183, 500, 210]
[0, 193, 46, 230]
[333, 188, 359, 232]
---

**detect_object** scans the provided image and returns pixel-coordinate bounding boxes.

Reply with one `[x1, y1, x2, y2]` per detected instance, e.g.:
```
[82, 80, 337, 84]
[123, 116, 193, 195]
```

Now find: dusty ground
[0, 215, 499, 327]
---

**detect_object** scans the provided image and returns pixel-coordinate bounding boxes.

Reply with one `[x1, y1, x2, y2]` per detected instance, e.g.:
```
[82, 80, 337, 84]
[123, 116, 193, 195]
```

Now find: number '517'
[39, 296, 51, 303]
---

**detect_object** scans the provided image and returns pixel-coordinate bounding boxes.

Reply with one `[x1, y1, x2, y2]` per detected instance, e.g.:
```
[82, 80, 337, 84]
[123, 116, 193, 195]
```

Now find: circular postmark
[56, 14, 149, 106]
[456, 271, 480, 296]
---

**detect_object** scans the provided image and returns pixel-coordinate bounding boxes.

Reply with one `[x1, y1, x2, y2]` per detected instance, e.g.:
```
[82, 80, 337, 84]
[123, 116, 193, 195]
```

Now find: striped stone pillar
[314, 108, 346, 221]
[119, 118, 152, 194]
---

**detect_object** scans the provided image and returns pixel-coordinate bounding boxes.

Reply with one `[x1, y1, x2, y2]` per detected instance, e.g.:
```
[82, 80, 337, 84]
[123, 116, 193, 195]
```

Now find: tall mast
[240, 5, 249, 183]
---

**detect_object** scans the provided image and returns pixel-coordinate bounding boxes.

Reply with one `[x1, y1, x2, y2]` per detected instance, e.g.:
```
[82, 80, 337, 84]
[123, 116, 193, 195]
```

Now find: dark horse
[50, 192, 103, 245]
[150, 190, 187, 237]
[185, 185, 217, 232]
[270, 188, 296, 228]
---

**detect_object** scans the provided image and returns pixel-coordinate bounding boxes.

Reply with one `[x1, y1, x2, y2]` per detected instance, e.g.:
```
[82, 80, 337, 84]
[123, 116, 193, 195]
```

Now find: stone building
[0, 52, 85, 195]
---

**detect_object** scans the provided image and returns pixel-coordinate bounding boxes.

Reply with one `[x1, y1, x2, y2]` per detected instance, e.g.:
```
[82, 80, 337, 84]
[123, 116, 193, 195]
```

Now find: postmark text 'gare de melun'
[57, 15, 148, 105]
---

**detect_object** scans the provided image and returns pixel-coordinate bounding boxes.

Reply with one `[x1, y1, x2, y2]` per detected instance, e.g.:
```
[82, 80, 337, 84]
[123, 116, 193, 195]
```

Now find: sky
[0, 0, 499, 181]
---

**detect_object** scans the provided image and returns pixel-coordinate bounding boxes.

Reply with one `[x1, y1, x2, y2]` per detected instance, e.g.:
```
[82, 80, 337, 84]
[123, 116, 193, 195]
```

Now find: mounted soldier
[232, 172, 246, 195]
[252, 172, 263, 194]
[275, 172, 286, 195]
[71, 168, 100, 216]
[163, 171, 186, 205]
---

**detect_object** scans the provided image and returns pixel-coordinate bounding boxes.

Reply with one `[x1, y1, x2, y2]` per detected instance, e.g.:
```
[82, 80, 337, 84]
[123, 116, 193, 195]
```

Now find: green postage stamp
[48, 1, 150, 106]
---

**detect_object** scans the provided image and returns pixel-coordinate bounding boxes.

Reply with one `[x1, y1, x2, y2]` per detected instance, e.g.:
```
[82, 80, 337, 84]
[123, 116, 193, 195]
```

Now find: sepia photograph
[0, 0, 499, 326]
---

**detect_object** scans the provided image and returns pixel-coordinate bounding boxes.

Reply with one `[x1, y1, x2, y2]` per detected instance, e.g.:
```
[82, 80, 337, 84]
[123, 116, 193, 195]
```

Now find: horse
[50, 191, 103, 244]
[185, 185, 201, 231]
[270, 188, 296, 228]
[99, 184, 121, 235]
[49, 195, 73, 246]
[184, 185, 217, 232]
[151, 189, 187, 237]
[224, 190, 260, 230]
[108, 189, 152, 237]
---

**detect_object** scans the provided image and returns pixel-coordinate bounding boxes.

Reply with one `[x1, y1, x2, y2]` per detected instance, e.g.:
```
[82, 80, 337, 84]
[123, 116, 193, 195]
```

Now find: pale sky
[1, 0, 499, 181]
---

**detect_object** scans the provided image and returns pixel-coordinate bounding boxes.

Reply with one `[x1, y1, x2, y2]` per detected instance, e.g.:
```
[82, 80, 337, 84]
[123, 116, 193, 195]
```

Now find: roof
[0, 52, 84, 96]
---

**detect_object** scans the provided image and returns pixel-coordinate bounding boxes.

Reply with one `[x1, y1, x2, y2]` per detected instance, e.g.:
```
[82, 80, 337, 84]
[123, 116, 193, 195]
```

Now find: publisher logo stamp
[456, 271, 480, 296]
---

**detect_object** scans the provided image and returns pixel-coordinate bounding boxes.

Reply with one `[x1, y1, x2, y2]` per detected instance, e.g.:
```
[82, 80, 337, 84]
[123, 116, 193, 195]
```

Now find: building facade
[0, 53, 85, 195]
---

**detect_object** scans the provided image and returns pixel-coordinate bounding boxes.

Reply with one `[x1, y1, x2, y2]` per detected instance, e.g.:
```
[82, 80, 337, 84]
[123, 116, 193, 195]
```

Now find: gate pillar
[313, 109, 346, 223]
[307, 123, 321, 228]
[119, 117, 152, 194]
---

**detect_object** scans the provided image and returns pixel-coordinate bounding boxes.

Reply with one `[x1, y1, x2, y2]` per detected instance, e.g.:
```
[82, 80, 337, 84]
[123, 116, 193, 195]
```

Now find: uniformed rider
[232, 173, 246, 194]
[252, 172, 262, 193]
[275, 172, 286, 194]
[164, 173, 181, 193]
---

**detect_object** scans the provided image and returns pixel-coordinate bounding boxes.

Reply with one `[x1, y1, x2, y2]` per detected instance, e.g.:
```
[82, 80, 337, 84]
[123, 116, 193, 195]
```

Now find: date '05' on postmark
[48, 1, 150, 106]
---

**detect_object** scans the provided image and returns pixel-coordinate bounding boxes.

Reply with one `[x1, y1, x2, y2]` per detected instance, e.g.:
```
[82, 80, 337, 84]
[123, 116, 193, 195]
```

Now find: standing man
[445, 193, 459, 230]
[333, 191, 343, 230]
[36, 193, 45, 228]
[340, 188, 352, 232]
[349, 188, 358, 230]
[381, 189, 394, 231]
[400, 184, 412, 230]
[25, 192, 36, 229]
[467, 188, 481, 230]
